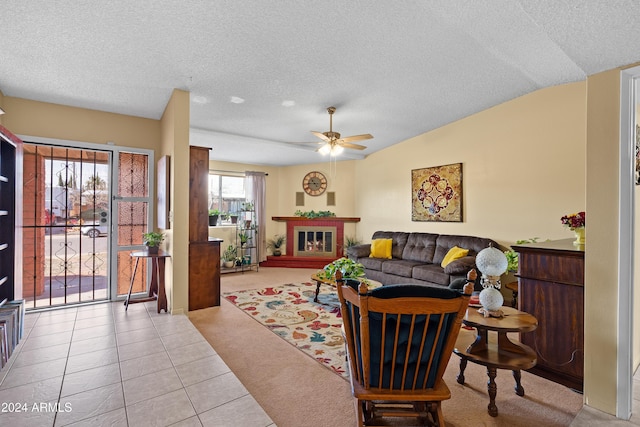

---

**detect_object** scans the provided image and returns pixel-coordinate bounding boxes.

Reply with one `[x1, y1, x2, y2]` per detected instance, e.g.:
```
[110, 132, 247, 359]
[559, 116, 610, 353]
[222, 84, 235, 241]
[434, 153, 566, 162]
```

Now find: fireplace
[294, 226, 337, 257]
[261, 216, 361, 268]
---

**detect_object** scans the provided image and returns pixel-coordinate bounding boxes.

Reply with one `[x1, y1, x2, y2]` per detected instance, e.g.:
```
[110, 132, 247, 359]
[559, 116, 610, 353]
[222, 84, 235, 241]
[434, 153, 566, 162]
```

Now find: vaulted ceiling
[2, 1, 640, 165]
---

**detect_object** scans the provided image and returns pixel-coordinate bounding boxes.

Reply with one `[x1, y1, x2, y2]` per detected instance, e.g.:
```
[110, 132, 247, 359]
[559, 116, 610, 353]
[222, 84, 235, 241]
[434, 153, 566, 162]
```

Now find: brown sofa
[346, 231, 498, 287]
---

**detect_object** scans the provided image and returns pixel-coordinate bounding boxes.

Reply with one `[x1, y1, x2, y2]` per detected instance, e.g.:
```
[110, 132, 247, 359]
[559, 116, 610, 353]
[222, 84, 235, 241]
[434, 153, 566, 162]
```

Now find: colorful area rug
[223, 282, 348, 380]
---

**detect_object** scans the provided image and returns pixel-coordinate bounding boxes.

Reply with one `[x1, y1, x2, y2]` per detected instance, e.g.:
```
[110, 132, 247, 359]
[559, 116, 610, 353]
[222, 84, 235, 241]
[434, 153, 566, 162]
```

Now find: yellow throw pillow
[370, 238, 393, 259]
[441, 246, 469, 268]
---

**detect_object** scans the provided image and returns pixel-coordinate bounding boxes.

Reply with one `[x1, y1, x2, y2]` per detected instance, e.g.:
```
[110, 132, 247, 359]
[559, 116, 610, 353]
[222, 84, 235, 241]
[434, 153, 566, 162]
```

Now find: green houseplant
[222, 244, 237, 268]
[208, 209, 221, 226]
[142, 232, 164, 253]
[239, 231, 251, 247]
[267, 234, 286, 256]
[318, 257, 365, 281]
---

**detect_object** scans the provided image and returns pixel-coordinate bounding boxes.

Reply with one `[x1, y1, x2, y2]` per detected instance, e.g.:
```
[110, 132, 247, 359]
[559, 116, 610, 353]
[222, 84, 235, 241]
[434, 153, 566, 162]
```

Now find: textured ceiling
[2, 1, 640, 165]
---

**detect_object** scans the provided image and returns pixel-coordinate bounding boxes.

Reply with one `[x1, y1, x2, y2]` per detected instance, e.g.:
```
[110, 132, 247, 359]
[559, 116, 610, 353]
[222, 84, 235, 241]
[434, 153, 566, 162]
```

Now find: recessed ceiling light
[282, 100, 295, 107]
[192, 95, 208, 104]
[230, 96, 245, 104]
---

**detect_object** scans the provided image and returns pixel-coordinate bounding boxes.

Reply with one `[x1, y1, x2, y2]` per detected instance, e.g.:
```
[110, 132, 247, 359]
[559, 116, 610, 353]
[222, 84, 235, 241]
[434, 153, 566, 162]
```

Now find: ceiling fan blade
[311, 131, 330, 142]
[339, 141, 367, 150]
[340, 133, 373, 143]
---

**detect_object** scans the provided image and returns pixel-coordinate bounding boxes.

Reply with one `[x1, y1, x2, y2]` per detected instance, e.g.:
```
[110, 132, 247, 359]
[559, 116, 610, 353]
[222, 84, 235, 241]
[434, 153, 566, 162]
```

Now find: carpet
[223, 281, 349, 380]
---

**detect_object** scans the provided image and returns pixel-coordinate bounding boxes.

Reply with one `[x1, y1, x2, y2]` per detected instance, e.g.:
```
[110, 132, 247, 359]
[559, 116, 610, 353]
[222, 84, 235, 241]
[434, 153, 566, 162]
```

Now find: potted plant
[208, 209, 221, 226]
[222, 244, 237, 268]
[267, 234, 286, 256]
[142, 231, 164, 253]
[319, 257, 365, 280]
[239, 232, 251, 247]
[229, 213, 238, 224]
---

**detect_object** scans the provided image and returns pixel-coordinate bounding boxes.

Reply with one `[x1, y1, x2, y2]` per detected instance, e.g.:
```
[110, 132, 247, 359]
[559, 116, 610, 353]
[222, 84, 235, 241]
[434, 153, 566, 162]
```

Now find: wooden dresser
[188, 146, 222, 310]
[511, 239, 584, 391]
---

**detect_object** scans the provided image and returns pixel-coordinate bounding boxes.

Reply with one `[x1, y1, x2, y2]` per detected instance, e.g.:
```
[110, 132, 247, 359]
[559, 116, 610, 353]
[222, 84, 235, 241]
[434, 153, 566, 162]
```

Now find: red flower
[561, 211, 585, 229]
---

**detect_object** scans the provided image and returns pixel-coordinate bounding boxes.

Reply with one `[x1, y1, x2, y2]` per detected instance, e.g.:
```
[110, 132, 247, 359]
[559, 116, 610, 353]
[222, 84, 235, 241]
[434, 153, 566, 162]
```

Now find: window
[208, 173, 245, 224]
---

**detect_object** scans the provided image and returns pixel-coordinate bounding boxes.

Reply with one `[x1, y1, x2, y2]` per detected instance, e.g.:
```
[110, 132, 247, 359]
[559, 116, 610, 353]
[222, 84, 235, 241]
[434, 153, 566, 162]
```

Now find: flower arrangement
[560, 211, 585, 230]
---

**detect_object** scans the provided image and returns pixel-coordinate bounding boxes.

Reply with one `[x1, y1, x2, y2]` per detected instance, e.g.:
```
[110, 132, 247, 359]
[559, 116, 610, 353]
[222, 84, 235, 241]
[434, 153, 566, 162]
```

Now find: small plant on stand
[222, 245, 237, 268]
[142, 232, 164, 254]
[239, 232, 251, 248]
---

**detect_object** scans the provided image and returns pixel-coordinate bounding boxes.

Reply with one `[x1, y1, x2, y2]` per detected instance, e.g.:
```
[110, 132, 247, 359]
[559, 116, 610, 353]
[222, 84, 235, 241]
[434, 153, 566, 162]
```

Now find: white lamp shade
[318, 144, 331, 155]
[476, 246, 508, 276]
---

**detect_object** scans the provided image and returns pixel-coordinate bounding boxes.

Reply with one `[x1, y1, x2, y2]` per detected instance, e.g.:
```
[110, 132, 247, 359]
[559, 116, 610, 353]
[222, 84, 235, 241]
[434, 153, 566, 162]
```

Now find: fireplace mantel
[272, 216, 360, 222]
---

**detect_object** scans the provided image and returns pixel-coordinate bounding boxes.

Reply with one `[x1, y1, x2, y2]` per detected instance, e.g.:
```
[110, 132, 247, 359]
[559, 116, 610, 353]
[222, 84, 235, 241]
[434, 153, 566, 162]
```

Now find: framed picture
[411, 162, 462, 222]
[157, 155, 170, 229]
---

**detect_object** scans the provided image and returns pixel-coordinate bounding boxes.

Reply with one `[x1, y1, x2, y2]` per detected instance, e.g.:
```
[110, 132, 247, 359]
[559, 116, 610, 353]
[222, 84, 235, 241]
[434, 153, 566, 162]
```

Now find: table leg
[513, 370, 525, 396]
[486, 367, 498, 417]
[314, 280, 321, 303]
[156, 258, 168, 313]
[124, 257, 141, 311]
[456, 357, 468, 385]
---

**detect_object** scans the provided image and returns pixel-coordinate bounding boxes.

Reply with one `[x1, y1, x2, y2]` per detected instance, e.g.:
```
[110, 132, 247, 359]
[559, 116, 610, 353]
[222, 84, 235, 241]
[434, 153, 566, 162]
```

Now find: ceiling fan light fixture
[331, 145, 344, 156]
[319, 143, 332, 155]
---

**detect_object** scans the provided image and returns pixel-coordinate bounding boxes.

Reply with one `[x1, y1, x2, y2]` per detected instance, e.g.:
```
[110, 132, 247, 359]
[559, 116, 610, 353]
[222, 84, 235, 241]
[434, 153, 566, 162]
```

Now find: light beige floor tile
[156, 321, 198, 337]
[185, 372, 248, 414]
[29, 320, 76, 337]
[75, 305, 113, 319]
[174, 355, 230, 387]
[0, 358, 67, 389]
[11, 342, 70, 368]
[119, 351, 174, 381]
[65, 347, 119, 375]
[198, 394, 273, 427]
[74, 315, 113, 330]
[34, 311, 77, 326]
[61, 362, 121, 397]
[116, 326, 159, 346]
[69, 334, 116, 357]
[169, 416, 203, 427]
[112, 309, 150, 324]
[0, 375, 63, 404]
[160, 329, 206, 350]
[166, 341, 216, 367]
[20, 331, 73, 352]
[63, 407, 127, 427]
[122, 367, 182, 406]
[117, 337, 165, 362]
[126, 388, 196, 426]
[114, 317, 154, 333]
[0, 400, 57, 427]
[54, 383, 124, 426]
[70, 324, 115, 342]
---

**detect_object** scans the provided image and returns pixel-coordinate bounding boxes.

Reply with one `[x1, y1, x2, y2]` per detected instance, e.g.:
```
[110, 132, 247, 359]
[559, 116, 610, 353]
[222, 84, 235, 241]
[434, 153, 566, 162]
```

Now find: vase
[572, 227, 585, 246]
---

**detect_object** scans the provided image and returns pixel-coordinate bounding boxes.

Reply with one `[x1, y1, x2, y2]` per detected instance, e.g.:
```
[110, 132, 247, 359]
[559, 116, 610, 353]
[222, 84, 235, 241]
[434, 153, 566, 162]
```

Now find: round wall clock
[302, 171, 328, 196]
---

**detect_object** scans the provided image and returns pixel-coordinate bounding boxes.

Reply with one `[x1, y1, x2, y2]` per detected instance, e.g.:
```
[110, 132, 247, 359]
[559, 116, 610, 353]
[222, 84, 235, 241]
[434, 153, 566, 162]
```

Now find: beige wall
[159, 89, 190, 314]
[353, 82, 587, 250]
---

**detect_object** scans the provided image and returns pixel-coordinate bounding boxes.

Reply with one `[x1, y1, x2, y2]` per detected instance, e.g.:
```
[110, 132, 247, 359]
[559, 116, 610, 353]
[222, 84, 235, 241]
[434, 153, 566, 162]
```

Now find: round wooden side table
[454, 306, 537, 417]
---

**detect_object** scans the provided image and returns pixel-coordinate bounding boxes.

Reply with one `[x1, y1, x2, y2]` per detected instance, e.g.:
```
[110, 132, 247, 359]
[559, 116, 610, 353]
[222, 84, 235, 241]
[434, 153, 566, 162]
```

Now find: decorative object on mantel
[294, 209, 336, 218]
[411, 162, 463, 222]
[475, 245, 507, 317]
[142, 231, 164, 254]
[560, 211, 585, 246]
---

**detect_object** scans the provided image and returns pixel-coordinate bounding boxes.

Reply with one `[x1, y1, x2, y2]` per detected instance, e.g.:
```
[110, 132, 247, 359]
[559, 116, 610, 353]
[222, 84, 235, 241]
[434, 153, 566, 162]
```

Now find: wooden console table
[125, 250, 170, 313]
[454, 306, 538, 417]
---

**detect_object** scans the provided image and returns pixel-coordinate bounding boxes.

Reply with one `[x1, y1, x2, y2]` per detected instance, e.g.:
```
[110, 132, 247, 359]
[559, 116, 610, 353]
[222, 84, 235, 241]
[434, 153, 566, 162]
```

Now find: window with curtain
[208, 173, 245, 224]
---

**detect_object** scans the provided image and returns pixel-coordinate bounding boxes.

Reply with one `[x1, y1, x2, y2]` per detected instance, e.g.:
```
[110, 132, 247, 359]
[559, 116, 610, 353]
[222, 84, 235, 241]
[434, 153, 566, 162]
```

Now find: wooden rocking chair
[336, 272, 473, 426]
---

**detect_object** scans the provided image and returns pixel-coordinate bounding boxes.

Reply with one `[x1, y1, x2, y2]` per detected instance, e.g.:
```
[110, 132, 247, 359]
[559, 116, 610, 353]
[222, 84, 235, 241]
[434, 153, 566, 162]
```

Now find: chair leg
[354, 398, 365, 427]
[431, 402, 444, 427]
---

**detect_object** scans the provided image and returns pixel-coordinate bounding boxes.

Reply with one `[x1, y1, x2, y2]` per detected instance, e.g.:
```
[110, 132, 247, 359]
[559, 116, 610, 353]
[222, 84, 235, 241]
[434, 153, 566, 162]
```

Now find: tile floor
[0, 301, 274, 427]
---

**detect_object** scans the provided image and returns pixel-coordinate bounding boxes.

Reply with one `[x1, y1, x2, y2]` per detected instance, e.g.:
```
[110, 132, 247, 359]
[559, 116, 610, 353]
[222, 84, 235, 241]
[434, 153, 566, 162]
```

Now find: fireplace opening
[294, 226, 337, 257]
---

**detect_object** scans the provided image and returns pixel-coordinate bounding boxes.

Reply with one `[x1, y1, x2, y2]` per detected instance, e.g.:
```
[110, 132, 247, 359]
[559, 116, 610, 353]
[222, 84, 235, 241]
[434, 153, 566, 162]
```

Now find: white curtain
[245, 171, 267, 262]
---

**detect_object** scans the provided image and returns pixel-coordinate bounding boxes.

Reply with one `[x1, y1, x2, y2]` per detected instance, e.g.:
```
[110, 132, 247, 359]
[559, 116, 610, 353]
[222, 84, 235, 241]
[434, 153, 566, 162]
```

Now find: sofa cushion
[412, 264, 451, 286]
[440, 246, 469, 267]
[401, 233, 438, 263]
[433, 234, 496, 266]
[370, 238, 393, 259]
[443, 256, 476, 274]
[381, 259, 424, 277]
[359, 256, 384, 271]
[372, 231, 409, 259]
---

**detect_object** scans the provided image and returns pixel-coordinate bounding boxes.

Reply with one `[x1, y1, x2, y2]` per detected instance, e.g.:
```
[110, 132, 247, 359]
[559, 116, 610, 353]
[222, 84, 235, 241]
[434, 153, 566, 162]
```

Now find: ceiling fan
[311, 106, 373, 156]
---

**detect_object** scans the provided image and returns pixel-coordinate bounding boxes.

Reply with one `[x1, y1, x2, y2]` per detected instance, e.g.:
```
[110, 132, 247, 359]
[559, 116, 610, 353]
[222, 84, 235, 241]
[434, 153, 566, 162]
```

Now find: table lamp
[475, 245, 507, 312]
